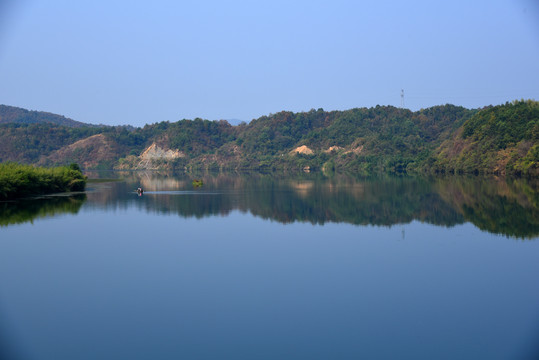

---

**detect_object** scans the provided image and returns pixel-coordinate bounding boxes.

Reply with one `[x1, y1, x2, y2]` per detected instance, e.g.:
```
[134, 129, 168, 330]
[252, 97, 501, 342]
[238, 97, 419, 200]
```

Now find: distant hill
[0, 101, 537, 175]
[0, 104, 94, 128]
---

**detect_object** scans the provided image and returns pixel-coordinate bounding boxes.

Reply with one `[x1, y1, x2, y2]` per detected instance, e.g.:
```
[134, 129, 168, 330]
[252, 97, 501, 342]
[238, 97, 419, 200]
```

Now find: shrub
[0, 163, 87, 200]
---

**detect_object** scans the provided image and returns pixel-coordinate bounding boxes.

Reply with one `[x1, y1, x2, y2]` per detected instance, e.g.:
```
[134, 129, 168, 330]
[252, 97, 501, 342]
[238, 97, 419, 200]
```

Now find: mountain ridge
[0, 101, 536, 175]
[0, 104, 96, 128]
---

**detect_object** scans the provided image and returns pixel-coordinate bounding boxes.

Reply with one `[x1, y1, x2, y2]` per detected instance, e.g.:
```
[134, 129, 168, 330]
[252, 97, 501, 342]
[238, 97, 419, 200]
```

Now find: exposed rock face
[140, 143, 185, 160]
[324, 146, 343, 153]
[290, 145, 314, 155]
[130, 143, 185, 170]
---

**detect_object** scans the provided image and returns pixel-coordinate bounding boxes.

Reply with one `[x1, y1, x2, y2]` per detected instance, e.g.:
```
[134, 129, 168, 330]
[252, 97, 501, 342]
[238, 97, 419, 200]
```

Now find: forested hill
[0, 101, 537, 176]
[0, 105, 93, 128]
[431, 100, 539, 175]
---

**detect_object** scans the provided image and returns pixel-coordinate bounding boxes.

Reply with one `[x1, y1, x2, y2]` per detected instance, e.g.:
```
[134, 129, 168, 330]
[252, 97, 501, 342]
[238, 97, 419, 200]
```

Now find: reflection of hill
[436, 177, 539, 239]
[241, 176, 464, 226]
[83, 172, 538, 239]
[0, 195, 86, 227]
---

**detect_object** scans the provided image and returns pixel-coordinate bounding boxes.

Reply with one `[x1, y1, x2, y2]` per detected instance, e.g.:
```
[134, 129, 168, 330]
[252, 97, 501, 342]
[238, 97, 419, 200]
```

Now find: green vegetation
[0, 123, 102, 163]
[431, 100, 539, 176]
[0, 100, 536, 176]
[192, 179, 204, 187]
[0, 163, 86, 200]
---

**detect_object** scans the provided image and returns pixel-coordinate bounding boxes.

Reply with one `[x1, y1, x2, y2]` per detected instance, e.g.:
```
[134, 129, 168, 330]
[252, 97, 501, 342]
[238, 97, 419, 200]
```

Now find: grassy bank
[0, 163, 86, 200]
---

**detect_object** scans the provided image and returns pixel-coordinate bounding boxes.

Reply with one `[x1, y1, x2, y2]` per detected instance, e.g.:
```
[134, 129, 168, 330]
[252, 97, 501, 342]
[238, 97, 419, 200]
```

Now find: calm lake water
[1, 172, 538, 360]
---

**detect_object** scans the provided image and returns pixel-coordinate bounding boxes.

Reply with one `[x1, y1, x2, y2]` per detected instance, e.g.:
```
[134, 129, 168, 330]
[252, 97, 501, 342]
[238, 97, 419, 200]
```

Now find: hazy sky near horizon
[0, 0, 538, 126]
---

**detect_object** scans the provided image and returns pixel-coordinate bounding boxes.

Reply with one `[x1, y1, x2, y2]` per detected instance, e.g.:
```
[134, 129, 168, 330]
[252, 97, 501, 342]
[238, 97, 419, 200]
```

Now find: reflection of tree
[0, 194, 86, 227]
[83, 171, 539, 239]
[436, 177, 539, 239]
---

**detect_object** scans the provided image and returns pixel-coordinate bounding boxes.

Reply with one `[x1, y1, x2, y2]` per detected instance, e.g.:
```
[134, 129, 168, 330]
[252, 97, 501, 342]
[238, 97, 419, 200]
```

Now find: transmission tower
[400, 89, 404, 108]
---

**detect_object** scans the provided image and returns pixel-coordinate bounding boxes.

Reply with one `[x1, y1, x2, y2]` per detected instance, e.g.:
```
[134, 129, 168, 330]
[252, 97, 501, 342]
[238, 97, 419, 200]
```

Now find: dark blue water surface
[1, 172, 538, 360]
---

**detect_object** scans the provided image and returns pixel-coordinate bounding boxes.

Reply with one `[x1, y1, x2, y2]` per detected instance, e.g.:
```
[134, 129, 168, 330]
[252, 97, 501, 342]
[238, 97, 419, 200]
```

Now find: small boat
[137, 187, 144, 195]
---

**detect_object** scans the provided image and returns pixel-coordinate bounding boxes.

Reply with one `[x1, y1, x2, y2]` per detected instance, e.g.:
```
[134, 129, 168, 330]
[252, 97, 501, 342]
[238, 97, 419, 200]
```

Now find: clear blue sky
[0, 0, 538, 126]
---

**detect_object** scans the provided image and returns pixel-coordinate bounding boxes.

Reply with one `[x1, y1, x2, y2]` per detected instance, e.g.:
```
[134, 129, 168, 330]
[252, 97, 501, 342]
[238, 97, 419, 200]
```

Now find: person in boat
[137, 187, 143, 195]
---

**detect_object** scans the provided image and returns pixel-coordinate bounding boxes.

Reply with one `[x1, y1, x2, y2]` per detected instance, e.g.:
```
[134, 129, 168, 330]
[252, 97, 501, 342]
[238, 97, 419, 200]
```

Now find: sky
[0, 0, 538, 127]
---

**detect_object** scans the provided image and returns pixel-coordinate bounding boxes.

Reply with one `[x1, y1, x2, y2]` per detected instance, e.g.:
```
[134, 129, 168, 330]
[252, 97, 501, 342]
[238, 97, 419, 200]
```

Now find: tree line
[0, 101, 537, 176]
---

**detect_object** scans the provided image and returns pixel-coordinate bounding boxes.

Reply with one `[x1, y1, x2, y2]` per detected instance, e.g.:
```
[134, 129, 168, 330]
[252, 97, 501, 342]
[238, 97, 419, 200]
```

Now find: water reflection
[436, 177, 539, 238]
[0, 194, 86, 227]
[81, 172, 539, 239]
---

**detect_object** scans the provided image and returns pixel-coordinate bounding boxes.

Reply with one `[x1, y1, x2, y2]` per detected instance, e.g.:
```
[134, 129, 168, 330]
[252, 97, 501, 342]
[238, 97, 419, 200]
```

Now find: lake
[1, 172, 538, 360]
